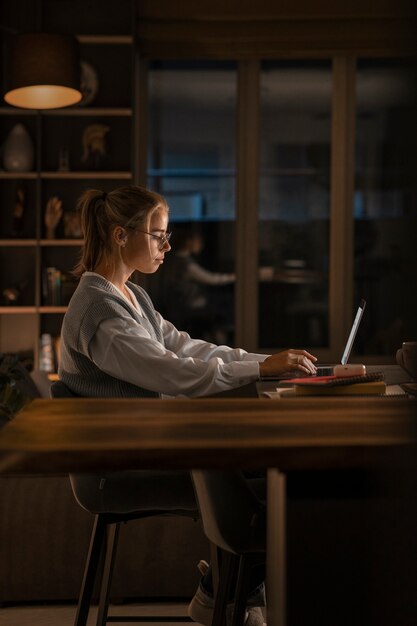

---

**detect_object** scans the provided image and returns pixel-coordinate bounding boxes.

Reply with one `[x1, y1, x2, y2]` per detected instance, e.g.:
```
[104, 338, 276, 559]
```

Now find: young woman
[59, 185, 316, 398]
[59, 185, 317, 626]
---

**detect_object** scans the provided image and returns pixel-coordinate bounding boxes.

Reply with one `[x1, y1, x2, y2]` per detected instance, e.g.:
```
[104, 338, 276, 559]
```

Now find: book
[43, 266, 62, 306]
[293, 380, 386, 396]
[280, 372, 385, 387]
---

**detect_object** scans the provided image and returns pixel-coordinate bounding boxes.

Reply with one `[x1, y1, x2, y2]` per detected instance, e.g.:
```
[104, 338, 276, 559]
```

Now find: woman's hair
[73, 185, 168, 277]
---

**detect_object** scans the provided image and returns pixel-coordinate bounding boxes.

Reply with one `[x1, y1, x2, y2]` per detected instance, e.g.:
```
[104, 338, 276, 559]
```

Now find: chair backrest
[191, 470, 265, 555]
[50, 380, 78, 398]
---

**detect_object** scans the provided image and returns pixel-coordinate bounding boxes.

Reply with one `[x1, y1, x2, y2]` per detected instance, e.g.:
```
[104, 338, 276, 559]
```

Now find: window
[354, 59, 417, 355]
[146, 61, 237, 344]
[258, 61, 332, 348]
[141, 55, 416, 358]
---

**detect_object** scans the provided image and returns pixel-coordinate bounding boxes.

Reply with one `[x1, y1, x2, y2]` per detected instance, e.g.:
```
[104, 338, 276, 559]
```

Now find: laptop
[315, 298, 366, 376]
[262, 299, 366, 380]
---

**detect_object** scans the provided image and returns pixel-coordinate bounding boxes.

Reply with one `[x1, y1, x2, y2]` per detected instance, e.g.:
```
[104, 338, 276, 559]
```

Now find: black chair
[50, 380, 196, 626]
[191, 470, 266, 626]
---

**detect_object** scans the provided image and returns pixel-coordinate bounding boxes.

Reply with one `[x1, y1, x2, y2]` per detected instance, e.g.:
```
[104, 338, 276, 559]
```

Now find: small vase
[3, 123, 34, 172]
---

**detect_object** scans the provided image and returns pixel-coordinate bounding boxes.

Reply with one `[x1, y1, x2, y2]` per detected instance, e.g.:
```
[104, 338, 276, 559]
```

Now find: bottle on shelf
[39, 333, 55, 373]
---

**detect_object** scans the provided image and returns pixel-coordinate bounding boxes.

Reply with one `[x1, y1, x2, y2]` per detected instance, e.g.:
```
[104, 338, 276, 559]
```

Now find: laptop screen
[341, 299, 366, 365]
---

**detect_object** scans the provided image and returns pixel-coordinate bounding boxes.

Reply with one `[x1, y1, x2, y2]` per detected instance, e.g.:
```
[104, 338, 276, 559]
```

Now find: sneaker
[195, 560, 266, 608]
[188, 562, 266, 626]
[246, 607, 266, 626]
[197, 559, 210, 576]
[188, 583, 248, 626]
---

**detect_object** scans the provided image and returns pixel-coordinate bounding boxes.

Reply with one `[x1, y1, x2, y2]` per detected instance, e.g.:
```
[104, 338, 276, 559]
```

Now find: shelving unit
[0, 1, 134, 369]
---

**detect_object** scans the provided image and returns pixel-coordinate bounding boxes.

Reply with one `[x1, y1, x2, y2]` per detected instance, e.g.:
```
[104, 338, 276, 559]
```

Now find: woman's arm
[89, 315, 261, 397]
[158, 312, 268, 364]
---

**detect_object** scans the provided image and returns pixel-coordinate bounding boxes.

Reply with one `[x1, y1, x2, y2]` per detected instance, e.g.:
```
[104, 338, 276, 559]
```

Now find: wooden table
[0, 395, 416, 626]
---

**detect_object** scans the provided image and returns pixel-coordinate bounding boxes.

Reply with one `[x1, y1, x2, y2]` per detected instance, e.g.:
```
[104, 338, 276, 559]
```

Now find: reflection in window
[258, 61, 332, 349]
[146, 61, 237, 344]
[354, 60, 417, 356]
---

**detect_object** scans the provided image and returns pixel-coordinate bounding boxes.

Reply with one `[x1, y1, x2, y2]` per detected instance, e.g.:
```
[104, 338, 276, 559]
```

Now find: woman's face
[124, 208, 171, 274]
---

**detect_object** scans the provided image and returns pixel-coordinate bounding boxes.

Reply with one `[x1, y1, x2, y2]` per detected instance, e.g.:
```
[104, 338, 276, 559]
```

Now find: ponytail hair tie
[101, 191, 107, 202]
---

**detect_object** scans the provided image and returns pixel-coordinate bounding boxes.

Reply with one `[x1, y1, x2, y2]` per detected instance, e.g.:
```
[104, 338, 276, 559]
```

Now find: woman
[59, 185, 317, 625]
[60, 185, 316, 398]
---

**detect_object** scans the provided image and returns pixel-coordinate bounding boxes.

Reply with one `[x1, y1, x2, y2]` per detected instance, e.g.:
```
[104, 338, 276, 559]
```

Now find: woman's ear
[113, 226, 128, 247]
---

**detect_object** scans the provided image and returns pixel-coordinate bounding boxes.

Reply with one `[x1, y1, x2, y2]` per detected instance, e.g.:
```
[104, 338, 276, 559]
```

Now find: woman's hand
[259, 349, 317, 377]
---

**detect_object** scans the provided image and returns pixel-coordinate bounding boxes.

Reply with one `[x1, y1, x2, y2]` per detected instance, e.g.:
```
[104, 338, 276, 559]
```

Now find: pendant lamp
[4, 33, 82, 110]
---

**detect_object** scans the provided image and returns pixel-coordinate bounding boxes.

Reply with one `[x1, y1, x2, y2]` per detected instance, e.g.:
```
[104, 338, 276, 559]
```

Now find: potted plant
[0, 354, 32, 427]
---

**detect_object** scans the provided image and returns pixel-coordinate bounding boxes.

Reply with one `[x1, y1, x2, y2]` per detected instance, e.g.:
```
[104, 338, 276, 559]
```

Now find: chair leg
[96, 522, 121, 626]
[231, 556, 252, 626]
[210, 542, 221, 595]
[74, 514, 107, 626]
[212, 551, 239, 626]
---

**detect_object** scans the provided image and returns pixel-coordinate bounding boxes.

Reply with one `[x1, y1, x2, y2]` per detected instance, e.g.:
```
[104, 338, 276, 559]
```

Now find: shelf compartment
[41, 247, 80, 306]
[41, 114, 132, 171]
[0, 247, 37, 307]
[0, 313, 37, 364]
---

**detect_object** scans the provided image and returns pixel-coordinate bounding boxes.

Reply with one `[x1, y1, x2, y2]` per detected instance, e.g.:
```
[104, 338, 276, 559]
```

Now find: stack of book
[280, 372, 386, 396]
[43, 267, 61, 306]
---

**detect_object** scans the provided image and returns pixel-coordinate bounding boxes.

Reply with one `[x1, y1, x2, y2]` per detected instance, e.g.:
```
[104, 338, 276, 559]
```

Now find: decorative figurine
[13, 186, 26, 236]
[2, 279, 28, 306]
[3, 123, 34, 172]
[58, 146, 70, 172]
[64, 211, 82, 238]
[81, 124, 109, 169]
[44, 196, 63, 239]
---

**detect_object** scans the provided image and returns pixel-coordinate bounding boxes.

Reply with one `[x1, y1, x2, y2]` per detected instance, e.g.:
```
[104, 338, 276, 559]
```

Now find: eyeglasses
[134, 229, 172, 250]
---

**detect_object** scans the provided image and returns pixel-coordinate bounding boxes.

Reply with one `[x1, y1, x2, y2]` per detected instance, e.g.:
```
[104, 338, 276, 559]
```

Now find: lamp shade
[4, 33, 82, 109]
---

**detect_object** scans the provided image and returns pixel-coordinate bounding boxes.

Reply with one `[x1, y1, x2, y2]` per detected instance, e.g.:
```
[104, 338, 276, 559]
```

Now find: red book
[282, 372, 384, 387]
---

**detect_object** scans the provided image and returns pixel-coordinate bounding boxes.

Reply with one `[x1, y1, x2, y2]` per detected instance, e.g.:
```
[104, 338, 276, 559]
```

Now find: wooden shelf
[0, 172, 38, 179]
[39, 307, 68, 314]
[0, 107, 37, 116]
[0, 107, 132, 117]
[0, 8, 134, 369]
[77, 34, 133, 45]
[41, 171, 132, 179]
[40, 239, 83, 246]
[0, 306, 69, 314]
[43, 107, 132, 117]
[0, 239, 83, 246]
[0, 307, 37, 314]
[0, 239, 37, 246]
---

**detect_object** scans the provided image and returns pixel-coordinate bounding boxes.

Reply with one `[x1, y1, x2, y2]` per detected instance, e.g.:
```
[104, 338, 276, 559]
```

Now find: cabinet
[0, 0, 134, 369]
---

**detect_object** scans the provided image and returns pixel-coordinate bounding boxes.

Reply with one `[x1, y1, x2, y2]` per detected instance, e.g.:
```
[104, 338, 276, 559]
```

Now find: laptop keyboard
[316, 366, 334, 376]
[261, 365, 334, 381]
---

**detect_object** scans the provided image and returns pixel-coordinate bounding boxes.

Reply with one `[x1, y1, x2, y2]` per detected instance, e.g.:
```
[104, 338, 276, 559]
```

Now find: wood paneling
[136, 1, 416, 59]
[329, 57, 356, 357]
[235, 62, 260, 350]
[137, 0, 416, 21]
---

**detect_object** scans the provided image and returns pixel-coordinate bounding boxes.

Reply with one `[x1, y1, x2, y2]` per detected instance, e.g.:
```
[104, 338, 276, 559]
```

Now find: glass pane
[146, 61, 237, 344]
[259, 61, 332, 348]
[354, 60, 417, 356]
